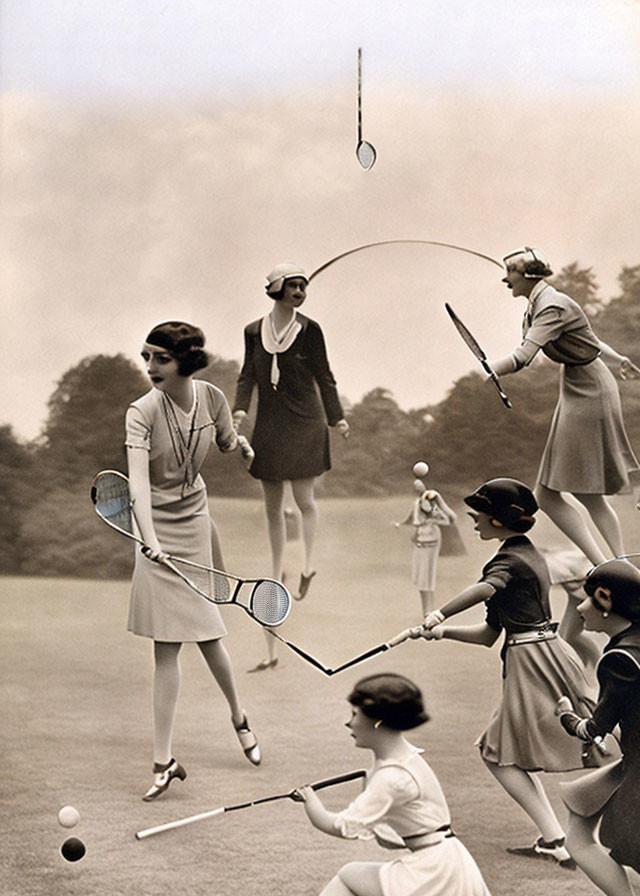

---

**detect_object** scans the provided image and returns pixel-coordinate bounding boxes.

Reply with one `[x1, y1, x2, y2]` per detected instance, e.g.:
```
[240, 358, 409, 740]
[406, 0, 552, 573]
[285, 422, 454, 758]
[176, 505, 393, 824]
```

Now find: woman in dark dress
[490, 247, 639, 565]
[404, 478, 594, 867]
[233, 263, 349, 670]
[557, 558, 640, 895]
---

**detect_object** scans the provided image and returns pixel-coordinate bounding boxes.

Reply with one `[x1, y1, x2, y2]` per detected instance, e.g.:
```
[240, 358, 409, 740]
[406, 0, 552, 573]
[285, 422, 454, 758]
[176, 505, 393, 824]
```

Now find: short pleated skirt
[379, 837, 491, 896]
[537, 358, 639, 494]
[128, 489, 227, 642]
[411, 533, 441, 591]
[477, 637, 595, 771]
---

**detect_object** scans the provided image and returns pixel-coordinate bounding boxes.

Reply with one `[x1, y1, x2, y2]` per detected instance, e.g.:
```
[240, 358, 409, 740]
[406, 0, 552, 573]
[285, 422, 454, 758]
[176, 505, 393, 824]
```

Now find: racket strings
[250, 581, 290, 626]
[93, 476, 134, 535]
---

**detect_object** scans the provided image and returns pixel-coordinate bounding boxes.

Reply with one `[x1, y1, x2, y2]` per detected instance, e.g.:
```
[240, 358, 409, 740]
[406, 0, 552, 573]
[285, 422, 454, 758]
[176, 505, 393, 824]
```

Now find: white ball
[412, 461, 429, 478]
[58, 806, 80, 828]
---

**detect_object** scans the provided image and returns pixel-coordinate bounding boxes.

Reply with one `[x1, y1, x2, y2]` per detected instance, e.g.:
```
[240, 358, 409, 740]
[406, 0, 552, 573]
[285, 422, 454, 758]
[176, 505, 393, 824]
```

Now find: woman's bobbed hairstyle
[145, 321, 210, 376]
[348, 673, 429, 731]
[584, 559, 640, 624]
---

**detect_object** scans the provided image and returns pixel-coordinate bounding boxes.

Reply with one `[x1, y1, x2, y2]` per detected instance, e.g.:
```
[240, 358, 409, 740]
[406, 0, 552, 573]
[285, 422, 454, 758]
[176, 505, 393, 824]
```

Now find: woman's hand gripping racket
[135, 769, 366, 839]
[91, 470, 290, 627]
[445, 303, 512, 409]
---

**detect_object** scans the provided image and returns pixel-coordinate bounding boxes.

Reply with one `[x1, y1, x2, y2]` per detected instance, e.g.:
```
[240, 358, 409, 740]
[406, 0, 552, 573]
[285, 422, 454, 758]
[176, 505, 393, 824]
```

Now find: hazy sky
[3, 0, 640, 98]
[2, 0, 640, 439]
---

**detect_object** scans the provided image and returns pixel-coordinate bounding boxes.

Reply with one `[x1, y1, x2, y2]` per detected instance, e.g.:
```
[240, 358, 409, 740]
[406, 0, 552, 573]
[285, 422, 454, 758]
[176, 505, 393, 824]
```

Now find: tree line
[2, 263, 639, 577]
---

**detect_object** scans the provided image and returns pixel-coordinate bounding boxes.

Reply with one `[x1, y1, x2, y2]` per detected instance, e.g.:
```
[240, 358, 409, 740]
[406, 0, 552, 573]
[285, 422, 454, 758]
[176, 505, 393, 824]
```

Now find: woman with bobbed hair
[410, 478, 594, 868]
[125, 321, 260, 801]
[233, 263, 349, 671]
[295, 672, 491, 895]
[491, 247, 639, 564]
[557, 559, 640, 895]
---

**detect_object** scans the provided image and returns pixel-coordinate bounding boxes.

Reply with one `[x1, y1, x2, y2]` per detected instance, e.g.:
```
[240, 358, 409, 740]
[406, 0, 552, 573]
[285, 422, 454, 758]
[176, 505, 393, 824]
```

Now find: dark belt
[403, 825, 455, 850]
[506, 627, 557, 648]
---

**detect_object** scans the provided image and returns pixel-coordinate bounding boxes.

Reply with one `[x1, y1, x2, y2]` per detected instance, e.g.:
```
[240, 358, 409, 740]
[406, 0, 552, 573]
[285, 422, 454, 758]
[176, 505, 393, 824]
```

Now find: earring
[373, 719, 383, 729]
[602, 611, 609, 618]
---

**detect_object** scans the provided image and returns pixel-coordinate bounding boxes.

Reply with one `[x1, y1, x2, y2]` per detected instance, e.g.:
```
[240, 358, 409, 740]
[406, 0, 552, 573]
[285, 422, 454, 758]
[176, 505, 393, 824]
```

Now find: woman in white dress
[491, 247, 639, 564]
[295, 673, 491, 896]
[126, 321, 260, 800]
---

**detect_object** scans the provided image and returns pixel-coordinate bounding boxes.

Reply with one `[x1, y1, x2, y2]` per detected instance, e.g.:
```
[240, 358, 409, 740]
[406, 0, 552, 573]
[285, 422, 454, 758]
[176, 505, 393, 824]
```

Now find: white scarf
[260, 312, 302, 389]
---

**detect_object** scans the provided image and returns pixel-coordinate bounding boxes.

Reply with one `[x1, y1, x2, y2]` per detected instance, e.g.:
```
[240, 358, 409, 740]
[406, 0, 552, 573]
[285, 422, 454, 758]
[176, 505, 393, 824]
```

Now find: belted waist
[403, 825, 455, 850]
[506, 624, 558, 648]
[415, 540, 438, 548]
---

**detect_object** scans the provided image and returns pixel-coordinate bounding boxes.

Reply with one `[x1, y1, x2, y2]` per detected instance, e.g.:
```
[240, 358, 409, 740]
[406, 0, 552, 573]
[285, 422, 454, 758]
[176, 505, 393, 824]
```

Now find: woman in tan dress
[491, 247, 639, 564]
[126, 321, 260, 800]
[394, 479, 457, 615]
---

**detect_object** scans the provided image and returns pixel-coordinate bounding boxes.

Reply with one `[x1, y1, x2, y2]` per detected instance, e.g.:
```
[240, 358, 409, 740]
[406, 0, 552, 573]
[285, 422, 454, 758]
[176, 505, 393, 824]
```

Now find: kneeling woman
[558, 559, 640, 896]
[296, 673, 491, 896]
[126, 321, 260, 800]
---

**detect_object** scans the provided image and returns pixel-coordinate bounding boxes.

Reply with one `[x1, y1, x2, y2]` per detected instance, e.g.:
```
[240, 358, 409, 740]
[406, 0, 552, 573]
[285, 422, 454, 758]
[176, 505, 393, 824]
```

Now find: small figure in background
[394, 462, 457, 615]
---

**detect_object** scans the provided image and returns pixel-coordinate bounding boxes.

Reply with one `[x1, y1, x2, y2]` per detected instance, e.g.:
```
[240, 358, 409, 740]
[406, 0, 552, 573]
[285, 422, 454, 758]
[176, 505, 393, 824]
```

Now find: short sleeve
[206, 384, 237, 453]
[125, 406, 151, 451]
[333, 766, 418, 840]
[480, 556, 513, 593]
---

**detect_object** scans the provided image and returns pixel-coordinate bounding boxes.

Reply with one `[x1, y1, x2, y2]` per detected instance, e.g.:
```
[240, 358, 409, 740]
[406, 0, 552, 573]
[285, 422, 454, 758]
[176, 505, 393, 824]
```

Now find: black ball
[61, 837, 86, 862]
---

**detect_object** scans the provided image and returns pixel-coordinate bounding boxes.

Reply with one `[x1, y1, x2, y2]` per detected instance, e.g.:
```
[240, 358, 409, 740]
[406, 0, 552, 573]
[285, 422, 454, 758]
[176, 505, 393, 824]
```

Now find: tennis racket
[91, 470, 291, 627]
[445, 303, 512, 409]
[268, 625, 418, 676]
[135, 768, 366, 839]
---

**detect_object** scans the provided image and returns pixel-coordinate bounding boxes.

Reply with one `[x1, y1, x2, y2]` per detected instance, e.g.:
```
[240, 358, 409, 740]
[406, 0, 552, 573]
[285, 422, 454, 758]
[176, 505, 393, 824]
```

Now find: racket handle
[309, 769, 366, 791]
[386, 627, 417, 648]
[135, 806, 225, 840]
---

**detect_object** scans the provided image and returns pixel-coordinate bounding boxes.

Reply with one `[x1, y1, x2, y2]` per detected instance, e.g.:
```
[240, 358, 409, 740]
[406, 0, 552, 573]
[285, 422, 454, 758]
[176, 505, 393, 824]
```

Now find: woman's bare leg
[332, 862, 383, 896]
[565, 811, 633, 895]
[291, 477, 319, 576]
[574, 493, 624, 558]
[198, 639, 243, 725]
[420, 589, 435, 616]
[261, 479, 286, 579]
[484, 761, 565, 842]
[152, 641, 182, 765]
[535, 485, 606, 565]
[258, 479, 286, 664]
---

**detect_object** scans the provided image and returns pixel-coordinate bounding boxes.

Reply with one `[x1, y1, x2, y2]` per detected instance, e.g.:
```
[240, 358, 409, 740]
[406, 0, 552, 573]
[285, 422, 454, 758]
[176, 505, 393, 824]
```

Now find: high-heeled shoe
[233, 713, 261, 766]
[142, 758, 187, 801]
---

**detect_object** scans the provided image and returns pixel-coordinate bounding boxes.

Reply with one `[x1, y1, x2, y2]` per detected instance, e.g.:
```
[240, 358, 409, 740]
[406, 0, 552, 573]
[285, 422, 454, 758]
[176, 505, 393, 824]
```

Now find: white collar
[260, 313, 302, 389]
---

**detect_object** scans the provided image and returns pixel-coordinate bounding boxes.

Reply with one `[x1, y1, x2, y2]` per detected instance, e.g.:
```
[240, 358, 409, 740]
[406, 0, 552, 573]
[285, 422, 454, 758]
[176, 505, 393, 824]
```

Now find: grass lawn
[2, 494, 639, 895]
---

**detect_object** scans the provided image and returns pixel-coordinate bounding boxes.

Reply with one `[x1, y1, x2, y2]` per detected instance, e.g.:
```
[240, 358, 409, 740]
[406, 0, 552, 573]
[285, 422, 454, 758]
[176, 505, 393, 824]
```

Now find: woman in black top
[405, 478, 594, 867]
[233, 263, 348, 670]
[558, 559, 640, 895]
